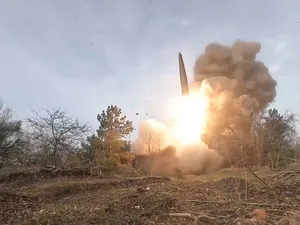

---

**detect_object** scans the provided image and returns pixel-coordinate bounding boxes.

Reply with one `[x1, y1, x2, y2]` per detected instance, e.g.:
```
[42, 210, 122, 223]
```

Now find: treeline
[253, 108, 299, 168]
[0, 101, 134, 170]
[202, 106, 300, 170]
[1, 97, 299, 173]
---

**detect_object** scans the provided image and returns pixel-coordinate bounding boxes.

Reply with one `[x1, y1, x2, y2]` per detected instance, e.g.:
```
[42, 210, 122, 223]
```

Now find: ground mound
[0, 167, 114, 184]
[1, 167, 300, 224]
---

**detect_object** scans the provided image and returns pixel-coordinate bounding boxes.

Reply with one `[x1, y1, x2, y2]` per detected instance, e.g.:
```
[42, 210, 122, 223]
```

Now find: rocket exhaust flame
[133, 40, 277, 176]
[179, 52, 189, 96]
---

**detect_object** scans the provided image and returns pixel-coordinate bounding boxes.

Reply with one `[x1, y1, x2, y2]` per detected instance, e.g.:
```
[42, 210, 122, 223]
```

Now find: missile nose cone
[178, 52, 189, 96]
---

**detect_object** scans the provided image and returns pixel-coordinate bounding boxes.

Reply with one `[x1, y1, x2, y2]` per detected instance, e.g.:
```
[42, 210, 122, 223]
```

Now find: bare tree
[139, 121, 165, 155]
[257, 108, 298, 169]
[27, 108, 91, 168]
[0, 100, 22, 167]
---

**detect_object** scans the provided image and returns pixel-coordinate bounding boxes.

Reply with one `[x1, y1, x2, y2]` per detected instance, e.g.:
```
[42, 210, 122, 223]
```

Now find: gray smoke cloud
[194, 40, 276, 109]
[194, 40, 277, 158]
[133, 40, 277, 175]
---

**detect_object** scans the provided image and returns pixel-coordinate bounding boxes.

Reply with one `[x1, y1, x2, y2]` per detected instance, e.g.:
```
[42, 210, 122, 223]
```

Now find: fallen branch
[242, 202, 294, 207]
[169, 212, 193, 217]
[269, 170, 300, 181]
[167, 212, 197, 225]
[283, 157, 300, 162]
[185, 200, 228, 204]
[245, 165, 270, 190]
[268, 209, 300, 214]
[245, 165, 291, 203]
[185, 200, 295, 207]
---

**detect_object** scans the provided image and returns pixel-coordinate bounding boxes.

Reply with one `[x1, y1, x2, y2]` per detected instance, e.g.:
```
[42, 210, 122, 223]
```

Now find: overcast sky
[0, 0, 299, 139]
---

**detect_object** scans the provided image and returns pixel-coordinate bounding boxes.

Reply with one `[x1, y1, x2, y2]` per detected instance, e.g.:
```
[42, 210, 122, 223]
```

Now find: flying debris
[178, 52, 189, 96]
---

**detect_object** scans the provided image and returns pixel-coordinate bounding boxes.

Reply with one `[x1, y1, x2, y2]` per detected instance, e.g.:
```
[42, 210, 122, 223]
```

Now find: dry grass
[1, 166, 300, 225]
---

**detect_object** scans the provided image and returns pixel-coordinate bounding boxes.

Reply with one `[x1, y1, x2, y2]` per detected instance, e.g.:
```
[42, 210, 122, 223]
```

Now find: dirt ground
[1, 166, 300, 225]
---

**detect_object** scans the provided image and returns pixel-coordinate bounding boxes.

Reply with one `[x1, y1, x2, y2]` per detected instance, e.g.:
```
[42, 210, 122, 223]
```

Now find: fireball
[170, 89, 208, 146]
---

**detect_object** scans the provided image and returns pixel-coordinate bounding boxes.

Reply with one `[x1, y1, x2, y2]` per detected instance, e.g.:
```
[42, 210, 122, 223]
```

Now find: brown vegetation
[1, 165, 300, 224]
[1, 93, 300, 224]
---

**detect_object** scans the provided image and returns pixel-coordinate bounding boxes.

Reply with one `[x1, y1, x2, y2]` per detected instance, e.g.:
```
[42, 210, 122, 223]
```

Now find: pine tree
[97, 105, 133, 157]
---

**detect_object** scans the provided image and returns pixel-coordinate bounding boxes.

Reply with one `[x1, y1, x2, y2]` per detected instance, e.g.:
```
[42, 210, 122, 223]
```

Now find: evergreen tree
[97, 105, 133, 157]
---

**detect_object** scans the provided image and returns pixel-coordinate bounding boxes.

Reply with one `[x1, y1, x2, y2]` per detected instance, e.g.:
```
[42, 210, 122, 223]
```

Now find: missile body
[178, 52, 189, 96]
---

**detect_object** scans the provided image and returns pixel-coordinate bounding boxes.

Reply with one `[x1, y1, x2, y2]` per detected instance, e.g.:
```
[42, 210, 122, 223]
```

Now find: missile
[178, 52, 189, 96]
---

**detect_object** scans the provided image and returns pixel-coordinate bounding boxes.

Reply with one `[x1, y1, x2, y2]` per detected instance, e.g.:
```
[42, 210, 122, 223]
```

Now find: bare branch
[27, 107, 92, 167]
[0, 100, 22, 167]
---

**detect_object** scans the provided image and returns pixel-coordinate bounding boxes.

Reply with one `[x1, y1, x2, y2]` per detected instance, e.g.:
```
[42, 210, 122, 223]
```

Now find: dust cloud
[195, 40, 277, 152]
[132, 40, 277, 175]
[131, 119, 169, 155]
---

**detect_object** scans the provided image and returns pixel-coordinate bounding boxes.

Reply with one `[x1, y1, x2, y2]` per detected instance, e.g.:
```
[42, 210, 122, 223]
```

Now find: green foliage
[81, 134, 99, 159]
[96, 105, 133, 156]
[97, 105, 133, 138]
[101, 156, 118, 169]
[80, 105, 133, 168]
[121, 140, 131, 152]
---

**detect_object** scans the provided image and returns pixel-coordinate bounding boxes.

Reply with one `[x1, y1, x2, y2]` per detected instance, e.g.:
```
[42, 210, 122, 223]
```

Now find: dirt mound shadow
[28, 176, 171, 201]
[0, 167, 114, 184]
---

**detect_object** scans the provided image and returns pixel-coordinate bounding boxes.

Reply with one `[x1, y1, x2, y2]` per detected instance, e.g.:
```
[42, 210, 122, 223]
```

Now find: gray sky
[0, 0, 299, 139]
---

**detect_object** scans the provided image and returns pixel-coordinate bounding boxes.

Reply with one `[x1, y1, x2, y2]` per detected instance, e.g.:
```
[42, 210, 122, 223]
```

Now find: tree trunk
[275, 149, 281, 168]
[53, 146, 57, 168]
[108, 140, 111, 159]
[107, 133, 112, 159]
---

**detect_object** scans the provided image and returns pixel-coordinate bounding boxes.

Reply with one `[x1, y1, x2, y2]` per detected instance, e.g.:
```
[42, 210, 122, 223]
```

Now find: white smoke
[132, 119, 170, 155]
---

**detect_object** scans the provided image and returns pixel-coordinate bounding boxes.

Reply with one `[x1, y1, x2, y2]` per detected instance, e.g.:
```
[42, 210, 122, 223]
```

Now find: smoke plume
[133, 40, 277, 175]
[193, 40, 276, 109]
[195, 40, 277, 152]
